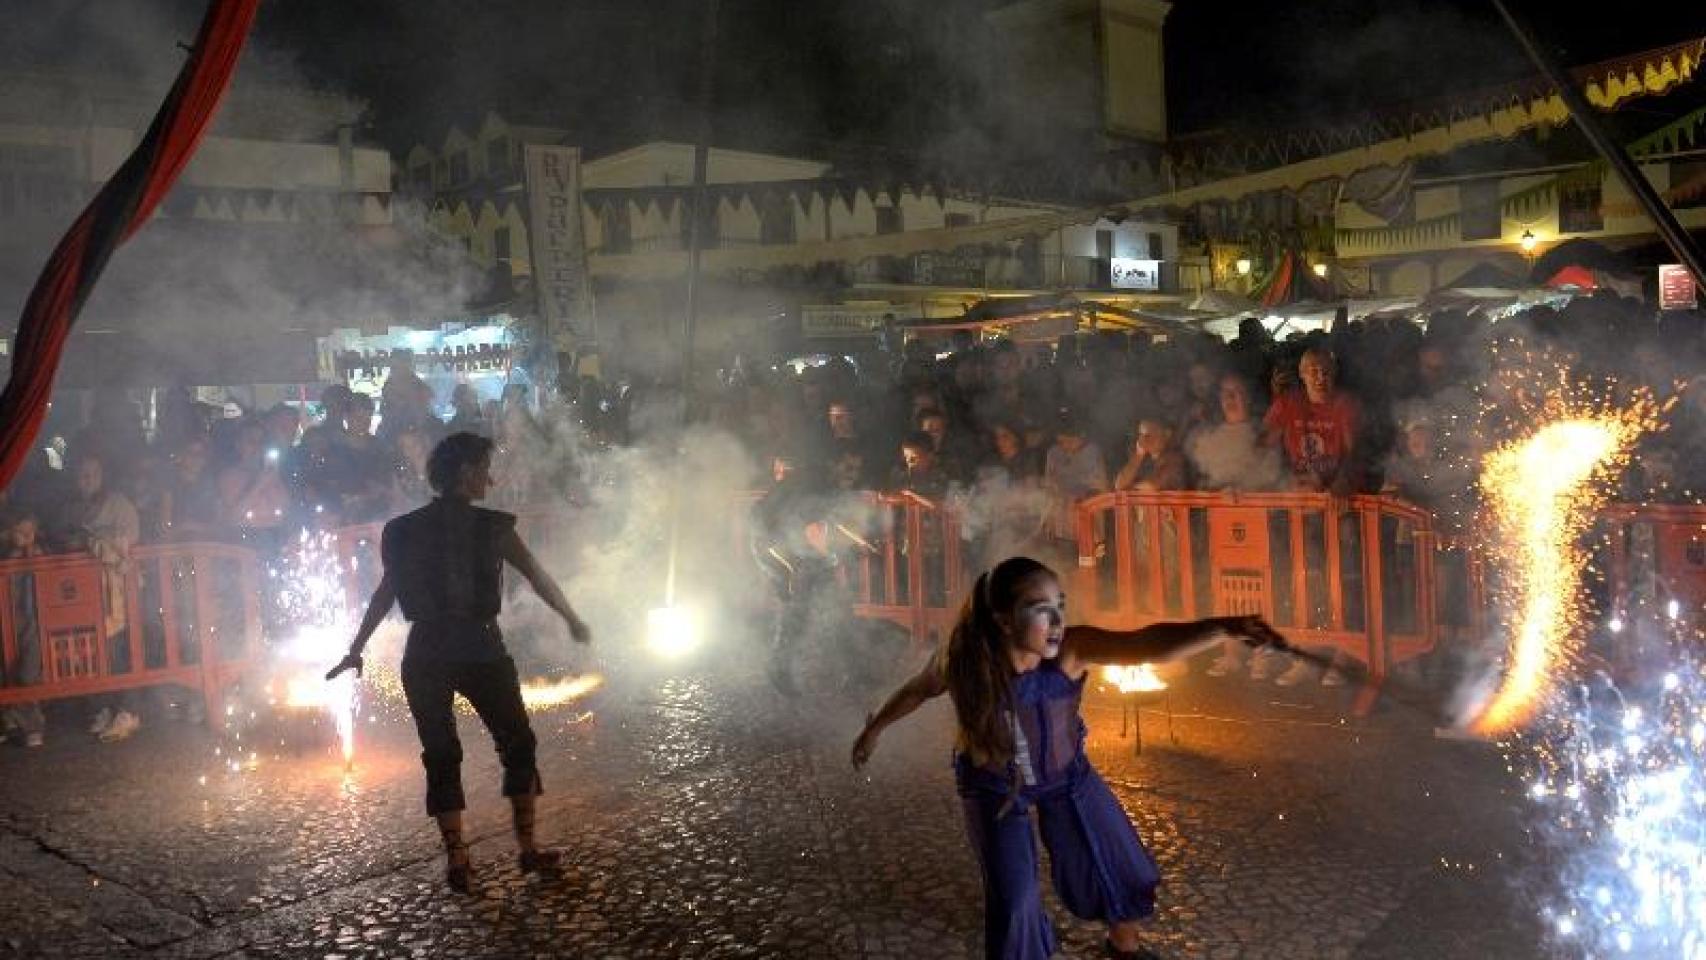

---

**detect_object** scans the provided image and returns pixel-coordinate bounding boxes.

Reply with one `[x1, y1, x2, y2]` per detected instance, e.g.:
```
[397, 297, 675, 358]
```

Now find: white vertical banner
[523, 144, 596, 350]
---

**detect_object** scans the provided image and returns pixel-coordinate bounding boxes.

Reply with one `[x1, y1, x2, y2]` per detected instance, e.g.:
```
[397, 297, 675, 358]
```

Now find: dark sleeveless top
[382, 497, 514, 661]
[955, 657, 1090, 796]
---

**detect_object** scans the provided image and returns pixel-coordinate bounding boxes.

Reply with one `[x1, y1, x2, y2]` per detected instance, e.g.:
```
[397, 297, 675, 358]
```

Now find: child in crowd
[1, 509, 46, 747]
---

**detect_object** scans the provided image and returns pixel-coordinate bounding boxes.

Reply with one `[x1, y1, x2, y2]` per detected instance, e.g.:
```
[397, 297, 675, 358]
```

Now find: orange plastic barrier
[0, 542, 264, 724]
[735, 489, 970, 644]
[1600, 504, 1706, 620]
[10, 492, 1680, 731]
[1073, 491, 1439, 714]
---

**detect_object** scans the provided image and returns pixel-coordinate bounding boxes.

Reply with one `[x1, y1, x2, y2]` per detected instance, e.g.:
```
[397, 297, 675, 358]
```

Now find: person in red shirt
[1262, 348, 1364, 688]
[1262, 348, 1363, 495]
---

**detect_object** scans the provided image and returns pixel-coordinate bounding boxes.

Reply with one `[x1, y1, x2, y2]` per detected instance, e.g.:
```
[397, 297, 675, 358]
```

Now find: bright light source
[1520, 229, 1538, 254]
[647, 605, 701, 659]
[1667, 599, 1681, 621]
[1102, 664, 1167, 693]
[1235, 258, 1252, 276]
[1311, 262, 1329, 278]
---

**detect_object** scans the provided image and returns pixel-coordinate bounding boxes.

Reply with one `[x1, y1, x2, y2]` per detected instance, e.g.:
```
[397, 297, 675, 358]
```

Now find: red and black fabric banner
[0, 0, 260, 492]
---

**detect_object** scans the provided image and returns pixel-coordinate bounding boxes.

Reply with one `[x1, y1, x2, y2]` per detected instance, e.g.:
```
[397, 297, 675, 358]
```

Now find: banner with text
[523, 145, 597, 350]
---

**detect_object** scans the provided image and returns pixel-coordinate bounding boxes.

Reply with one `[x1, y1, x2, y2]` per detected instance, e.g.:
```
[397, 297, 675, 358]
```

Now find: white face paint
[1009, 577, 1066, 661]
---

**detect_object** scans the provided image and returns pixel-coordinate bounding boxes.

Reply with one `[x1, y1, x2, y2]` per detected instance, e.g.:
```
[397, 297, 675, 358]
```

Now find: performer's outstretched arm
[500, 529, 591, 643]
[852, 656, 947, 767]
[327, 573, 397, 679]
[1061, 615, 1288, 673]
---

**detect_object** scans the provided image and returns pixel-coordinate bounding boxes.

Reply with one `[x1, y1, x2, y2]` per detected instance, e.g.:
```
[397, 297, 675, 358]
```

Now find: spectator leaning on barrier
[1262, 347, 1364, 496]
[917, 407, 974, 486]
[1042, 411, 1109, 566]
[1, 507, 46, 747]
[1114, 419, 1189, 493]
[895, 431, 950, 501]
[1261, 348, 1363, 689]
[58, 452, 144, 742]
[1188, 373, 1286, 496]
[979, 421, 1042, 488]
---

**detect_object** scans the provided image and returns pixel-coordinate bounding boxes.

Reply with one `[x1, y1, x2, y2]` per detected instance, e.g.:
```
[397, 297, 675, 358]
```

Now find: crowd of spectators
[720, 295, 1704, 685]
[1, 294, 1701, 741]
[717, 296, 1701, 521]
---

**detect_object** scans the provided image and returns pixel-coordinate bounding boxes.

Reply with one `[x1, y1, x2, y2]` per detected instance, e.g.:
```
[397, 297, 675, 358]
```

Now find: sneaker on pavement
[88, 708, 114, 735]
[100, 710, 140, 742]
[24, 732, 43, 748]
[1205, 657, 1239, 678]
[1274, 660, 1314, 687]
[1320, 668, 1345, 687]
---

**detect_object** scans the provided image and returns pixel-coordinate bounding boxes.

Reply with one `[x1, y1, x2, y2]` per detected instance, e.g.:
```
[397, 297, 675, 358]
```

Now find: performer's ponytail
[944, 557, 1053, 772]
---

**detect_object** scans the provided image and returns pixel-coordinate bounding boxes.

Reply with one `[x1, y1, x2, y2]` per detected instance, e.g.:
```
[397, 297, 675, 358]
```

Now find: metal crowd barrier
[0, 542, 264, 724]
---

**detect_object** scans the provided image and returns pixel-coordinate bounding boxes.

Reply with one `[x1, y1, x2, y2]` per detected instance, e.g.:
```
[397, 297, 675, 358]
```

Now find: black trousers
[400, 654, 541, 816]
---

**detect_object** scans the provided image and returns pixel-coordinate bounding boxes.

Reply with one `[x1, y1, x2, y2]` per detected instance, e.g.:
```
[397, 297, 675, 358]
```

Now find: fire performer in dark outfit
[853, 557, 1288, 960]
[327, 433, 592, 893]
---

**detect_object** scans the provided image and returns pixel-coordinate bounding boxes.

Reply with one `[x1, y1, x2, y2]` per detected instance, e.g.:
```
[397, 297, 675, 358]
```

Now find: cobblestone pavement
[0, 649, 1553, 959]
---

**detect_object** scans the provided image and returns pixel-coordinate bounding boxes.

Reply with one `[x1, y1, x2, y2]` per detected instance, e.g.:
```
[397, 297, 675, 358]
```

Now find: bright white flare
[647, 605, 701, 659]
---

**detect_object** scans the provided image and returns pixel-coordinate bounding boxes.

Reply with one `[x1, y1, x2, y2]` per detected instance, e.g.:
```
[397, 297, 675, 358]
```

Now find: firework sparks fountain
[275, 530, 362, 768]
[1467, 415, 1646, 736]
[1457, 373, 1704, 956]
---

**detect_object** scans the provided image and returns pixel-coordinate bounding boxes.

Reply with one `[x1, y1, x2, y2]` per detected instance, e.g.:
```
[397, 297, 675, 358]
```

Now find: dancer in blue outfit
[852, 556, 1287, 960]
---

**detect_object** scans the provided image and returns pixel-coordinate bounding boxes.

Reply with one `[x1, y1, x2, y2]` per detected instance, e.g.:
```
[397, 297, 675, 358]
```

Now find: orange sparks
[519, 674, 605, 710]
[1468, 403, 1658, 735]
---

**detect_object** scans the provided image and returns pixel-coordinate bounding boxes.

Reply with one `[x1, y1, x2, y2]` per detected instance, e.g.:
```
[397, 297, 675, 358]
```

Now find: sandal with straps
[442, 830, 475, 894]
[513, 804, 563, 875]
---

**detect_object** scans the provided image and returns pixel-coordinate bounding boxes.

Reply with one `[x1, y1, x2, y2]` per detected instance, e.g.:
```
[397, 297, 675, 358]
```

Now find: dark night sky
[6, 1, 1705, 155]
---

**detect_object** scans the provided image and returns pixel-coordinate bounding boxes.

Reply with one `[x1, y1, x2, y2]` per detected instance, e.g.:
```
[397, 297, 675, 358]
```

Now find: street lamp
[1311, 262, 1329, 279]
[1235, 257, 1252, 276]
[1519, 229, 1538, 255]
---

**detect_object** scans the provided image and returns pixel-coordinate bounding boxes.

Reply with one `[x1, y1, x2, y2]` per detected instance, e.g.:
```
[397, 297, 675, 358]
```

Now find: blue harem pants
[959, 762, 1160, 960]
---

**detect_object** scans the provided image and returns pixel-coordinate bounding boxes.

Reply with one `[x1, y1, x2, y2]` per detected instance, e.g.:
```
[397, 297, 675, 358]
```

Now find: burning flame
[1469, 412, 1653, 735]
[519, 674, 604, 710]
[1103, 664, 1167, 693]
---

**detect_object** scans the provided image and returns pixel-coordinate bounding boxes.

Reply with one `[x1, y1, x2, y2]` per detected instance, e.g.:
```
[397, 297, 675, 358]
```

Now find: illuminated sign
[1659, 264, 1697, 311]
[1111, 257, 1161, 291]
